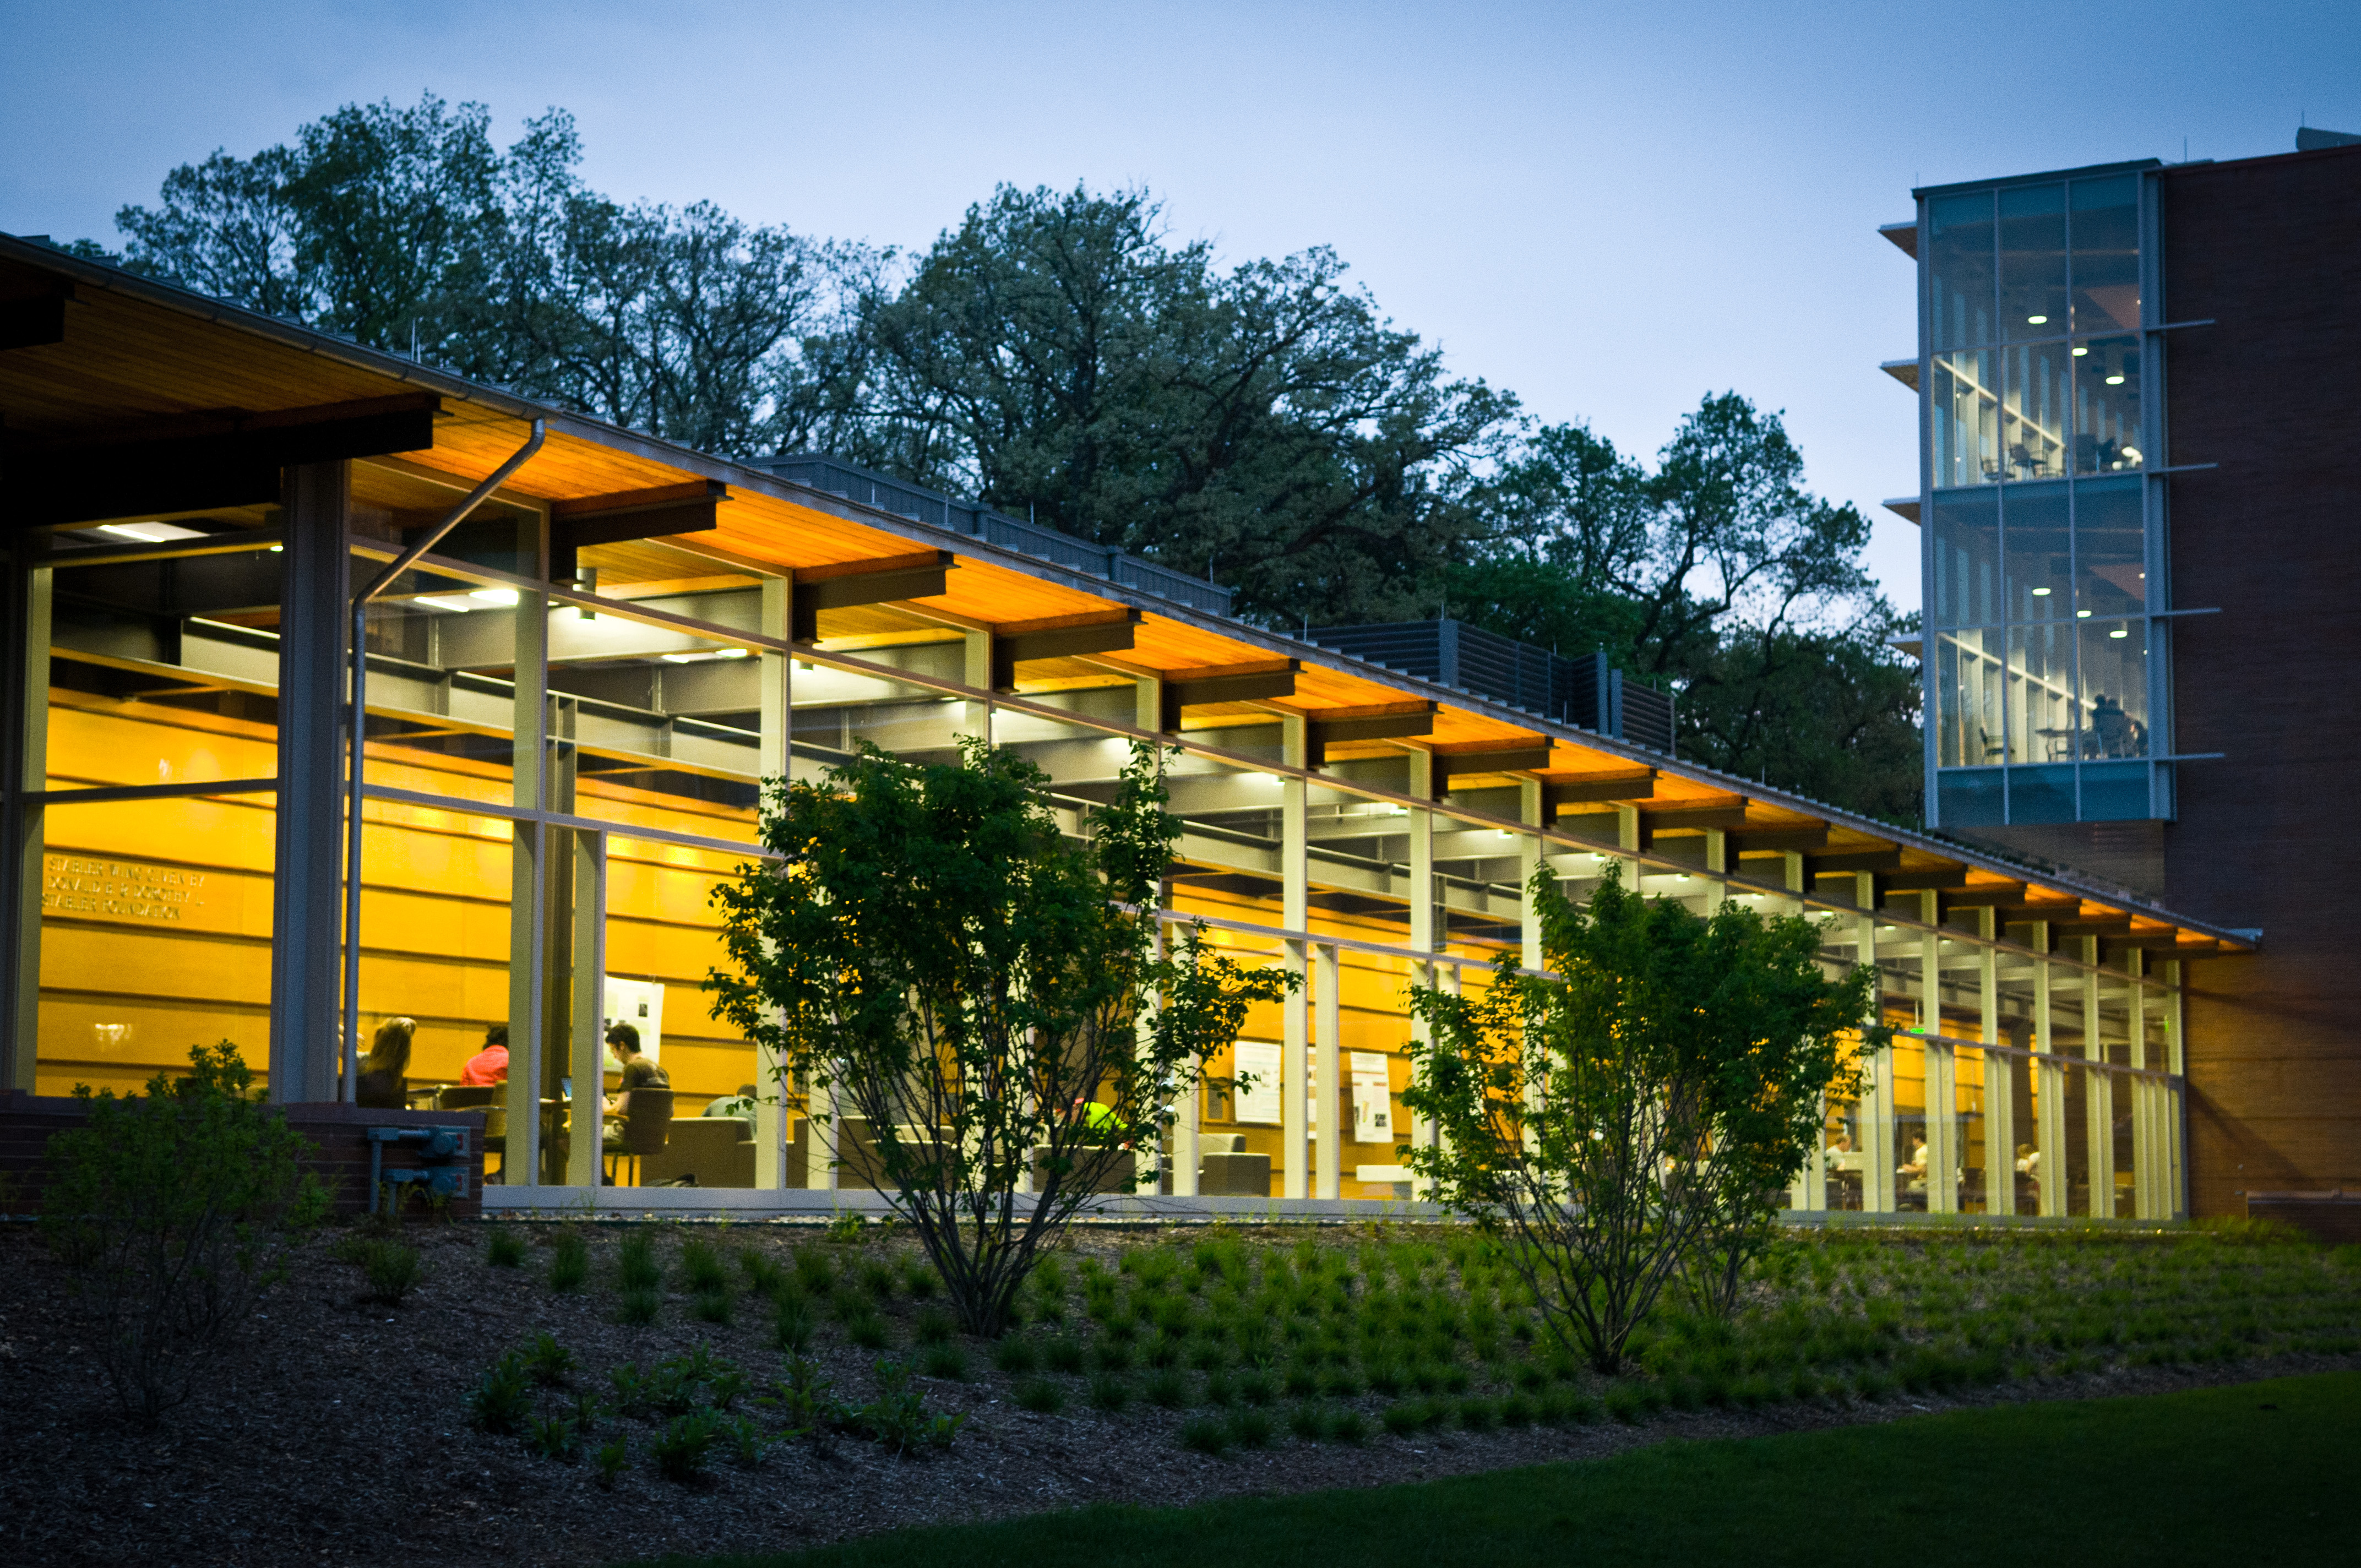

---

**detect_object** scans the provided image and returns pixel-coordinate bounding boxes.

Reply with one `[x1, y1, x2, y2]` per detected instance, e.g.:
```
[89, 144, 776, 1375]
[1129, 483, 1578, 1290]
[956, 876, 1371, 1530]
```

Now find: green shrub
[1325, 1407, 1369, 1444]
[991, 1337, 1040, 1374]
[846, 1311, 893, 1350]
[1236, 1369, 1275, 1406]
[922, 1343, 969, 1381]
[40, 1041, 325, 1425]
[1603, 1384, 1645, 1424]
[1458, 1396, 1499, 1431]
[1500, 1392, 1537, 1427]
[548, 1231, 590, 1293]
[360, 1239, 423, 1306]
[487, 1230, 527, 1268]
[900, 1257, 940, 1299]
[1203, 1371, 1236, 1407]
[857, 1358, 966, 1453]
[858, 1259, 897, 1300]
[680, 1238, 728, 1294]
[1380, 1401, 1423, 1436]
[1226, 1407, 1274, 1449]
[792, 1245, 834, 1293]
[1014, 1378, 1065, 1414]
[1092, 1338, 1135, 1373]
[1045, 1337, 1087, 1375]
[1145, 1368, 1188, 1408]
[915, 1307, 956, 1345]
[1179, 1414, 1230, 1455]
[739, 1247, 785, 1296]
[1282, 1362, 1318, 1398]
[723, 1413, 770, 1468]
[692, 1290, 733, 1326]
[651, 1409, 722, 1481]
[592, 1439, 629, 1488]
[618, 1232, 662, 1291]
[617, 1287, 661, 1326]
[523, 1413, 580, 1462]
[523, 1331, 574, 1387]
[466, 1354, 534, 1434]
[1286, 1402, 1325, 1441]
[774, 1297, 815, 1352]
[1087, 1372, 1131, 1412]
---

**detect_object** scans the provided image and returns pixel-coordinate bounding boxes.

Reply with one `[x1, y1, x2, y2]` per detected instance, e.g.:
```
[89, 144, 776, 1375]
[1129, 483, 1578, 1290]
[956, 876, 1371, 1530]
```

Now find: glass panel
[1927, 190, 1997, 349]
[36, 795, 275, 1097]
[2069, 175, 2141, 334]
[1936, 766, 2005, 826]
[2110, 1070, 2137, 1217]
[2010, 763, 2076, 824]
[1933, 627, 2004, 767]
[1955, 1044, 1990, 1213]
[1823, 1045, 1867, 1211]
[361, 589, 520, 806]
[2079, 619, 2150, 758]
[2005, 623, 2075, 765]
[2097, 974, 2136, 1067]
[2000, 343, 2072, 480]
[1999, 184, 2070, 340]
[2061, 1060, 2093, 1216]
[1929, 488, 1999, 627]
[1930, 350, 1999, 487]
[2074, 335, 2145, 472]
[2002, 482, 2072, 622]
[352, 798, 513, 1113]
[46, 537, 285, 791]
[2073, 476, 2147, 618]
[1890, 1035, 1930, 1212]
[2079, 761, 2150, 821]
[2014, 1058, 2047, 1213]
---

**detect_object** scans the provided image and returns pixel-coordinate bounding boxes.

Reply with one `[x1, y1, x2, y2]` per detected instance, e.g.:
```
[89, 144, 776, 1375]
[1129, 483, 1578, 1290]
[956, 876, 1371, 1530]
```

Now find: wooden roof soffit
[1807, 846, 1904, 874]
[551, 480, 726, 581]
[790, 549, 955, 640]
[1881, 866, 1969, 891]
[1305, 701, 1435, 769]
[8, 391, 442, 528]
[1938, 881, 2029, 909]
[0, 276, 70, 350]
[1728, 824, 1829, 854]
[2052, 916, 2136, 939]
[1642, 799, 1750, 833]
[1429, 739, 1554, 794]
[1545, 769, 1658, 810]
[1159, 660, 1299, 732]
[991, 609, 1140, 690]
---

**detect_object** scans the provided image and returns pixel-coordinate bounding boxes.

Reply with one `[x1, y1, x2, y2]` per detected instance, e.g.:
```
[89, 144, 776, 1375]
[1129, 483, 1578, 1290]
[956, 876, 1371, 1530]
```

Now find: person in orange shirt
[459, 1023, 509, 1087]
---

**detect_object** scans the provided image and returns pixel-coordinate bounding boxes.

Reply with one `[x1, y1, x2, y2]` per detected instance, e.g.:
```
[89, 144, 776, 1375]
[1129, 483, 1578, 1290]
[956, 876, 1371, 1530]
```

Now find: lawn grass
[627, 1369, 2361, 1567]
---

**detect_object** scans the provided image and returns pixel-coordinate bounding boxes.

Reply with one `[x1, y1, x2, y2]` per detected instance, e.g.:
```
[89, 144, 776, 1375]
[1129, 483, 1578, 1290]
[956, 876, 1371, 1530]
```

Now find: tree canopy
[87, 91, 1922, 822]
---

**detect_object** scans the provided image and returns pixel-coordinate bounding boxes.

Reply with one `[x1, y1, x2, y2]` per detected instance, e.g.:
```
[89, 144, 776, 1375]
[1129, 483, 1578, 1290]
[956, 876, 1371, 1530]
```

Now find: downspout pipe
[340, 420, 545, 1100]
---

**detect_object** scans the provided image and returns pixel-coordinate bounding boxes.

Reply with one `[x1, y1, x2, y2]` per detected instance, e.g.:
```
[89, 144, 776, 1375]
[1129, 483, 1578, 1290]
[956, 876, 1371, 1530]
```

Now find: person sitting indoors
[1901, 1135, 1931, 1186]
[602, 1021, 670, 1119]
[355, 1016, 417, 1109]
[1824, 1129, 1855, 1169]
[459, 1023, 510, 1087]
[703, 1083, 759, 1120]
[2015, 1142, 2042, 1176]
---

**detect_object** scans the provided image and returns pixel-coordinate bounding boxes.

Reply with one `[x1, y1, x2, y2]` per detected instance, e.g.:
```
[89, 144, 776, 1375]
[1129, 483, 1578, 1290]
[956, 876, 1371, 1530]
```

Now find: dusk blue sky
[6, 1, 2356, 613]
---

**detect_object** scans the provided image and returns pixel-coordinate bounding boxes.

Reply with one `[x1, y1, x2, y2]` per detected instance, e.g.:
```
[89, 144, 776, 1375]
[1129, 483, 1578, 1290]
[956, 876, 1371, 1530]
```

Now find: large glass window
[1933, 627, 2004, 767]
[2079, 619, 2149, 759]
[1930, 349, 1999, 487]
[2074, 477, 2147, 617]
[1929, 488, 1999, 628]
[2070, 175, 2142, 334]
[1927, 191, 1996, 349]
[2002, 483, 2072, 622]
[2073, 335, 2145, 472]
[1999, 184, 2069, 340]
[2000, 342, 2072, 480]
[2005, 624, 2075, 765]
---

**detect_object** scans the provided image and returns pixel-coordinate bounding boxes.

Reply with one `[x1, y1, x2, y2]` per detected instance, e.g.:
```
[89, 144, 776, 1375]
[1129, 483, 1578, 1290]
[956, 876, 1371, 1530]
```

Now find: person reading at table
[355, 1017, 416, 1109]
[459, 1023, 509, 1087]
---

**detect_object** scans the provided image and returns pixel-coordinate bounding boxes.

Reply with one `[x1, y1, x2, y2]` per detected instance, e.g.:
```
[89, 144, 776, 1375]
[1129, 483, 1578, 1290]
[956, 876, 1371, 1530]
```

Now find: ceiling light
[468, 588, 520, 606]
[414, 595, 477, 613]
[2031, 587, 2052, 596]
[97, 521, 208, 542]
[269, 544, 284, 553]
[2026, 314, 2048, 324]
[2105, 374, 2125, 385]
[659, 647, 756, 665]
[2076, 609, 2092, 619]
[2071, 346, 2089, 357]
[2108, 628, 2129, 639]
[2121, 446, 2142, 462]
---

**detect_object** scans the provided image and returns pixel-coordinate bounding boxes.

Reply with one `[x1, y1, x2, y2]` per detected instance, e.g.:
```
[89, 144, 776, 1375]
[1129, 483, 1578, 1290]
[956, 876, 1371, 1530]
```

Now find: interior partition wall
[0, 475, 2189, 1218]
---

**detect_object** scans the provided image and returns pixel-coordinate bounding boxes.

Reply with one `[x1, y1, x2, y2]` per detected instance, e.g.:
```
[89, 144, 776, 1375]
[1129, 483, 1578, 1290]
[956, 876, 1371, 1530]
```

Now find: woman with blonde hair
[355, 1016, 417, 1109]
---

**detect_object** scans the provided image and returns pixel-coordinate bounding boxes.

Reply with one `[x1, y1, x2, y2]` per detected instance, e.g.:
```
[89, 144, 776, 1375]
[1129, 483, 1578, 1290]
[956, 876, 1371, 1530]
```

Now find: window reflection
[1934, 628, 2004, 766]
[1927, 191, 1997, 348]
[2074, 335, 2143, 472]
[2073, 477, 2146, 618]
[2000, 342, 2071, 479]
[2005, 624, 2075, 765]
[1930, 348, 1998, 487]
[2070, 176, 2141, 334]
[1928, 488, 1997, 627]
[2079, 620, 2148, 758]
[1999, 184, 2069, 341]
[2001, 484, 2071, 621]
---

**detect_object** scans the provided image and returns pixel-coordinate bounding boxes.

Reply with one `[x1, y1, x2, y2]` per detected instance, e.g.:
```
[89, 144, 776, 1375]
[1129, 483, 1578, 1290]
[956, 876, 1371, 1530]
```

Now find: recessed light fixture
[97, 521, 208, 542]
[2108, 628, 2129, 639]
[2077, 609, 2092, 619]
[2027, 314, 2048, 325]
[468, 588, 521, 606]
[414, 594, 477, 613]
[2031, 587, 2052, 596]
[2105, 374, 2125, 385]
[660, 647, 754, 664]
[2071, 346, 2090, 357]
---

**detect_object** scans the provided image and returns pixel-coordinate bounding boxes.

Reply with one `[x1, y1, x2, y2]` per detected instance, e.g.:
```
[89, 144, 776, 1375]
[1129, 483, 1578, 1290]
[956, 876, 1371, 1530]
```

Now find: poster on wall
[602, 977, 667, 1064]
[1231, 1039, 1282, 1124]
[1350, 1052, 1392, 1141]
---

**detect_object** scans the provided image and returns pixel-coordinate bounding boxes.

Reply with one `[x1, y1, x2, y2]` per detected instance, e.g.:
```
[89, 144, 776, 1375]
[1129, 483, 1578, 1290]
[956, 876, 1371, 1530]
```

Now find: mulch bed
[1, 1219, 2349, 1568]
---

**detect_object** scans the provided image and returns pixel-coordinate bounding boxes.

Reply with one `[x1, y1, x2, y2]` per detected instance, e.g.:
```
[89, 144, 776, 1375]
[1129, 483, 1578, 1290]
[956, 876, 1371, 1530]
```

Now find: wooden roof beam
[1430, 741, 1554, 795]
[989, 609, 1140, 690]
[1546, 769, 1658, 810]
[1808, 846, 1903, 874]
[790, 549, 955, 640]
[1160, 660, 1299, 732]
[1305, 700, 1435, 769]
[1729, 824, 1829, 854]
[552, 480, 727, 581]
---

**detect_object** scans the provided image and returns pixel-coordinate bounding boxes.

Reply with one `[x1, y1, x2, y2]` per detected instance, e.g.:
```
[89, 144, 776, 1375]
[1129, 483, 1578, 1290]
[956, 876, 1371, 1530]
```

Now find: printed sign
[1351, 1050, 1393, 1141]
[1232, 1039, 1282, 1125]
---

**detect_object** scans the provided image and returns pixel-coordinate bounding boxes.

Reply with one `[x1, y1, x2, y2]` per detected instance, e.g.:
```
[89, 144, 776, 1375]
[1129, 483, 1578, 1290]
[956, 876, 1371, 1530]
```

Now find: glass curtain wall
[1925, 172, 2165, 829]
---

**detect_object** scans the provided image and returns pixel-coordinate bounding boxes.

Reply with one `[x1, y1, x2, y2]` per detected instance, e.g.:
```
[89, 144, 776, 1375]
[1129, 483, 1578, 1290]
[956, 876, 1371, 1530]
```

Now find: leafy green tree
[1446, 396, 1922, 821]
[1402, 865, 1873, 1371]
[706, 739, 1288, 1336]
[839, 184, 1518, 624]
[42, 1042, 328, 1425]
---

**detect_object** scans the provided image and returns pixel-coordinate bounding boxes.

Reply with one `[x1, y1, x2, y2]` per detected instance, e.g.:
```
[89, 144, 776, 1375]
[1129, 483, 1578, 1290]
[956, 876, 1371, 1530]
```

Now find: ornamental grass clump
[41, 1042, 327, 1426]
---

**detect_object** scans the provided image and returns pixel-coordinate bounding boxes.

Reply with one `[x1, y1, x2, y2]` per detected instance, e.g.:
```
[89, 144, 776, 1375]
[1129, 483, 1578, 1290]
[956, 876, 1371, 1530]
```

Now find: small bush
[681, 1238, 729, 1294]
[360, 1239, 423, 1306]
[1015, 1378, 1066, 1414]
[1286, 1402, 1325, 1441]
[651, 1409, 722, 1482]
[991, 1337, 1040, 1374]
[523, 1331, 574, 1387]
[846, 1311, 893, 1351]
[1281, 1362, 1318, 1398]
[1179, 1414, 1230, 1455]
[1203, 1371, 1236, 1407]
[692, 1291, 734, 1326]
[1604, 1384, 1645, 1424]
[774, 1297, 815, 1353]
[723, 1413, 770, 1468]
[487, 1231, 528, 1268]
[618, 1232, 662, 1291]
[1145, 1368, 1188, 1408]
[1380, 1401, 1423, 1436]
[523, 1413, 580, 1462]
[1236, 1370, 1275, 1406]
[1325, 1407, 1369, 1444]
[915, 1307, 956, 1346]
[548, 1231, 590, 1293]
[792, 1246, 834, 1293]
[901, 1257, 940, 1299]
[858, 1259, 898, 1300]
[1092, 1339, 1135, 1373]
[1087, 1372, 1132, 1412]
[617, 1287, 661, 1326]
[1045, 1337, 1087, 1375]
[921, 1343, 969, 1381]
[1458, 1396, 1499, 1431]
[1226, 1407, 1275, 1449]
[592, 1439, 629, 1488]
[739, 1247, 785, 1295]
[1500, 1392, 1537, 1427]
[466, 1354, 534, 1434]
